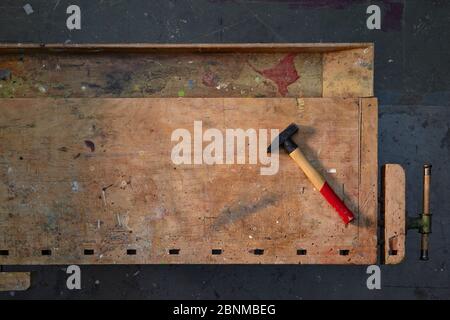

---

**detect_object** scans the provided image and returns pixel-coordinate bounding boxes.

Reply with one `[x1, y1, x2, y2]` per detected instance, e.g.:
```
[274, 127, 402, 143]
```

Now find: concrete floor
[0, 0, 449, 299]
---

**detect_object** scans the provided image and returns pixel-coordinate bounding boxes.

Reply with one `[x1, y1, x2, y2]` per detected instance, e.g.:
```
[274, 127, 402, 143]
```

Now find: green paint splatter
[0, 77, 27, 98]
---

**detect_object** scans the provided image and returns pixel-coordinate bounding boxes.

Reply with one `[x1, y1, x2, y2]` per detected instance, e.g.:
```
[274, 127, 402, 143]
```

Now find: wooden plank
[323, 47, 374, 98]
[0, 44, 373, 99]
[0, 272, 30, 291]
[0, 52, 323, 98]
[0, 43, 373, 54]
[382, 164, 406, 264]
[359, 97, 378, 264]
[0, 97, 377, 264]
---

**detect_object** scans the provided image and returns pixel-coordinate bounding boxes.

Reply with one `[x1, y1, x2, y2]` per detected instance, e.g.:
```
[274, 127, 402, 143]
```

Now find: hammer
[268, 123, 354, 224]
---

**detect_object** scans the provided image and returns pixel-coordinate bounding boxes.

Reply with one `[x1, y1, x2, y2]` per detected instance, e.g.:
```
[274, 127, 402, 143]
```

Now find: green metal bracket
[406, 164, 432, 261]
[407, 214, 432, 234]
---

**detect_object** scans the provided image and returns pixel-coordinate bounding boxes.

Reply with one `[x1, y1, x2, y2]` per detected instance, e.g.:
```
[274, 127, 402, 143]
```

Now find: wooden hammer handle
[288, 148, 354, 224]
[289, 148, 325, 190]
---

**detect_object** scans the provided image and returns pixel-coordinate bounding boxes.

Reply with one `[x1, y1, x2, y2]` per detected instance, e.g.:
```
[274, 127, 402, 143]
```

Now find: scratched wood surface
[0, 44, 373, 99]
[0, 97, 377, 264]
[382, 164, 406, 264]
[323, 47, 374, 97]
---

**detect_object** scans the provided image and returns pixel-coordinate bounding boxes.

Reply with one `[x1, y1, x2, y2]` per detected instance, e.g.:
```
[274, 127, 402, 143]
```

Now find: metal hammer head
[267, 123, 299, 154]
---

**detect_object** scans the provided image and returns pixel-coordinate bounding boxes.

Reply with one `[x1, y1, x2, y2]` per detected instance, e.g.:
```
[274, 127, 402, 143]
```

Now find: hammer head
[267, 123, 299, 153]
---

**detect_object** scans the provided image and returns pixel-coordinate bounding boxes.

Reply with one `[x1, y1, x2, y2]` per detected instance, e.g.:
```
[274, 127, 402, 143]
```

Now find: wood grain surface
[0, 45, 373, 99]
[0, 97, 377, 264]
[382, 164, 406, 264]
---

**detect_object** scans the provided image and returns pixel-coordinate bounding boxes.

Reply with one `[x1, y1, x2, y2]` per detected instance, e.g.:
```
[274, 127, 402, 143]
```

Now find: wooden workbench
[0, 44, 403, 274]
[0, 96, 377, 264]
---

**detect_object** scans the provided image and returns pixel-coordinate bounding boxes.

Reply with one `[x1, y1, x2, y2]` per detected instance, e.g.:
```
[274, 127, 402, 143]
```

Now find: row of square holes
[0, 249, 351, 256]
[0, 249, 137, 256]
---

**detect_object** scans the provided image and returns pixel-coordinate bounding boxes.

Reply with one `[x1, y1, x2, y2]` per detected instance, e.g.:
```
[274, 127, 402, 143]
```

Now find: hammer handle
[288, 148, 354, 224]
[289, 148, 324, 190]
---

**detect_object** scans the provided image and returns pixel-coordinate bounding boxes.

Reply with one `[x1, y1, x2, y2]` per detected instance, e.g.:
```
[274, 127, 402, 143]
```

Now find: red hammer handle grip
[288, 148, 355, 224]
[319, 182, 355, 225]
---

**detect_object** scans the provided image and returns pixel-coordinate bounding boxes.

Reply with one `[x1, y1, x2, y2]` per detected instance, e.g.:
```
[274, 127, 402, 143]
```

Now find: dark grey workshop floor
[0, 0, 449, 300]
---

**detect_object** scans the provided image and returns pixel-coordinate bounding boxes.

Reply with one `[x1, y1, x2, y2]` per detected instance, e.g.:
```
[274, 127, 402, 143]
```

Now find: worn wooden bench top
[0, 97, 377, 264]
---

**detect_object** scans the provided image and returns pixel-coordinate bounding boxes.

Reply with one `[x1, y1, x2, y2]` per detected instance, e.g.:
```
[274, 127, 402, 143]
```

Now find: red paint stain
[209, 0, 363, 9]
[382, 2, 404, 31]
[210, 0, 403, 31]
[249, 53, 299, 96]
[202, 71, 219, 87]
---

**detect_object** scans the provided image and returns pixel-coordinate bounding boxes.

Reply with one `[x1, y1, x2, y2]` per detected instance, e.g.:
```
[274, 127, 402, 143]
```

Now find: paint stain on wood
[249, 54, 299, 96]
[202, 71, 219, 87]
[84, 140, 95, 152]
[0, 69, 12, 80]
